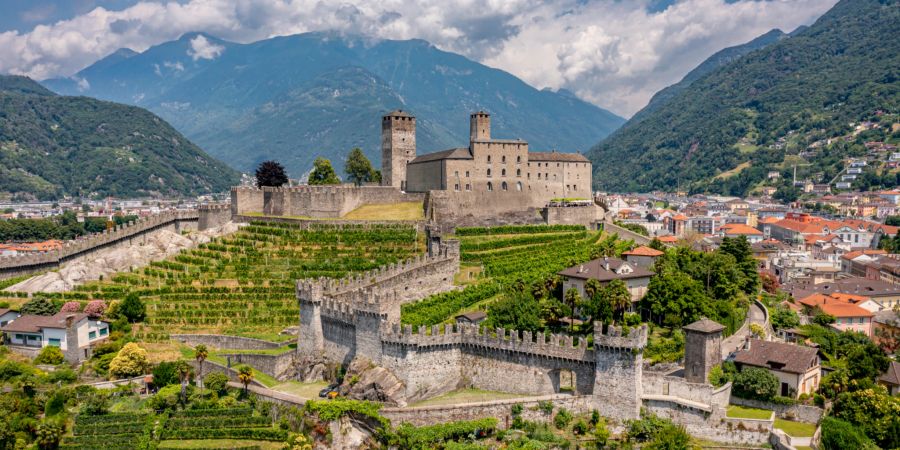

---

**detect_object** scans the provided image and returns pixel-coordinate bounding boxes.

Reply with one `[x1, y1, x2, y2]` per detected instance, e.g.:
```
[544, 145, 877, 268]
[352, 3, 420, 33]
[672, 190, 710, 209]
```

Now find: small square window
[49, 338, 61, 347]
[88, 331, 97, 340]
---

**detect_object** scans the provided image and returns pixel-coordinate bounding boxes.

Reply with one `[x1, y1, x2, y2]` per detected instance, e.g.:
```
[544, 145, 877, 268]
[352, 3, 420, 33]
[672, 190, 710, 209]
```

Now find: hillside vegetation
[0, 75, 238, 200]
[588, 0, 900, 194]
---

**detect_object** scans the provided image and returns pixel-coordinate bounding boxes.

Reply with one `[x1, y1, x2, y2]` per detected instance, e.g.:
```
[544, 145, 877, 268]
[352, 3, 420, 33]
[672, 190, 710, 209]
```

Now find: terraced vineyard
[401, 225, 629, 326]
[61, 408, 285, 449]
[66, 221, 421, 340]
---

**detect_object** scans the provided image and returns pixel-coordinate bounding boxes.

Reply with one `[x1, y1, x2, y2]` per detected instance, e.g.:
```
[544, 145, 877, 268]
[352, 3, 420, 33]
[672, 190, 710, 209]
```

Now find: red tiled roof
[658, 236, 679, 243]
[622, 246, 665, 257]
[720, 224, 763, 235]
[772, 219, 825, 234]
[818, 302, 874, 318]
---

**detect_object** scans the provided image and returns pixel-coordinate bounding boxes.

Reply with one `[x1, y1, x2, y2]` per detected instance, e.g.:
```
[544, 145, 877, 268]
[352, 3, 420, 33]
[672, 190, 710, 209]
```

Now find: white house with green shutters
[0, 311, 110, 363]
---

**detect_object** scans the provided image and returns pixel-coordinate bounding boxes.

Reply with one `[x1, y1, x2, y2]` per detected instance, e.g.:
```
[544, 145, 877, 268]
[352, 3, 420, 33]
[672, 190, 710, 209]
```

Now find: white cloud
[163, 60, 184, 71]
[75, 76, 89, 91]
[187, 35, 224, 61]
[0, 0, 838, 116]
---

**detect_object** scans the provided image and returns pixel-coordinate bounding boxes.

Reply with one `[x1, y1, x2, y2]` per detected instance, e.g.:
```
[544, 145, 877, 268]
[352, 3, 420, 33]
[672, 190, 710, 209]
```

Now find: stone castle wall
[198, 203, 231, 230]
[231, 185, 425, 219]
[170, 334, 284, 351]
[542, 204, 602, 227]
[0, 210, 199, 280]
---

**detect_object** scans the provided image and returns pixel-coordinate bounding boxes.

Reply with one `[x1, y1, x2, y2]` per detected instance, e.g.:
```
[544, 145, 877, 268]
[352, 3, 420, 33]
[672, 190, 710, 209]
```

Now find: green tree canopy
[255, 160, 289, 187]
[308, 157, 341, 185]
[344, 148, 381, 186]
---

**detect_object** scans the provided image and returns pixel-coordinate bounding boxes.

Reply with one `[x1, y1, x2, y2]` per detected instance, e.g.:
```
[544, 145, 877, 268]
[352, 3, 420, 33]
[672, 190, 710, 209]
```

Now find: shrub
[46, 368, 77, 384]
[84, 300, 107, 317]
[0, 360, 31, 382]
[149, 384, 184, 412]
[708, 364, 730, 387]
[394, 418, 497, 448]
[553, 408, 573, 429]
[60, 301, 81, 313]
[820, 417, 877, 450]
[34, 346, 65, 365]
[35, 420, 62, 450]
[151, 361, 181, 387]
[594, 418, 610, 446]
[108, 343, 150, 378]
[627, 410, 672, 442]
[732, 367, 778, 401]
[571, 419, 589, 435]
[646, 423, 692, 450]
[119, 293, 145, 323]
[20, 297, 58, 316]
[80, 391, 109, 415]
[203, 372, 230, 394]
[537, 400, 554, 415]
[44, 390, 67, 416]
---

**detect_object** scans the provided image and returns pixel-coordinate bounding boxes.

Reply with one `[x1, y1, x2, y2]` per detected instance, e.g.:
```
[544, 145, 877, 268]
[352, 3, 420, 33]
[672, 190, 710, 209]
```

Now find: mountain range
[45, 33, 625, 178]
[587, 0, 900, 194]
[0, 75, 238, 200]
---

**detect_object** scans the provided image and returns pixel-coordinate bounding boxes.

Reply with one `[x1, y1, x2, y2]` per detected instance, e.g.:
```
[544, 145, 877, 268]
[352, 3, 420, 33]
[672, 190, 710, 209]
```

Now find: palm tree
[175, 361, 191, 404]
[237, 365, 253, 396]
[563, 288, 582, 332]
[606, 279, 632, 324]
[194, 345, 208, 390]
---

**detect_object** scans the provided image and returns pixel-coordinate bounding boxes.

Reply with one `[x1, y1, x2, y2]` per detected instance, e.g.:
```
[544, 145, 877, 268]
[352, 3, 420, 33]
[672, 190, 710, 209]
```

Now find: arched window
[487, 155, 492, 163]
[537, 173, 542, 180]
[487, 182, 493, 191]
[517, 156, 521, 163]
[501, 169, 507, 176]
[516, 169, 521, 177]
[465, 184, 471, 191]
[516, 182, 522, 191]
[487, 168, 492, 177]
[502, 155, 506, 163]
[501, 181, 508, 191]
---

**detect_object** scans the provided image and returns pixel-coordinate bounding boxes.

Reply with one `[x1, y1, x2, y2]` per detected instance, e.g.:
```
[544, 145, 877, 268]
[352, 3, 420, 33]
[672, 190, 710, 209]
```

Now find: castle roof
[408, 148, 473, 164]
[683, 318, 725, 334]
[529, 151, 590, 163]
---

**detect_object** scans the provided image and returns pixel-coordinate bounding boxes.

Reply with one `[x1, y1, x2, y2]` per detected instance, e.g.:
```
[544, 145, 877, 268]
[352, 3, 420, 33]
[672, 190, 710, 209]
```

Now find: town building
[0, 312, 110, 363]
[557, 257, 654, 305]
[621, 245, 664, 269]
[878, 362, 900, 395]
[733, 339, 820, 398]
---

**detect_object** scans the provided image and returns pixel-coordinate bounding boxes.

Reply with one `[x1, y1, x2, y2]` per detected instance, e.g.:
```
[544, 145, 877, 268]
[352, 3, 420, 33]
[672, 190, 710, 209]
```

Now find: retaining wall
[600, 221, 653, 245]
[730, 396, 824, 423]
[219, 352, 297, 381]
[231, 185, 425, 219]
[170, 334, 285, 350]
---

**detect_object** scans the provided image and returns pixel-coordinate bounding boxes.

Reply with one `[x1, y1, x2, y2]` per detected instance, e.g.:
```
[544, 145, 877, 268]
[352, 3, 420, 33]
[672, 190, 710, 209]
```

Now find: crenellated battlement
[381, 322, 594, 362]
[0, 210, 199, 274]
[199, 203, 230, 212]
[594, 323, 648, 350]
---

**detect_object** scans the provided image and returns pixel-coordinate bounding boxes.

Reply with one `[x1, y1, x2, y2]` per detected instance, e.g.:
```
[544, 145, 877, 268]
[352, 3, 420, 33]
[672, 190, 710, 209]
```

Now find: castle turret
[470, 111, 491, 142]
[593, 323, 647, 420]
[381, 110, 416, 190]
[682, 317, 724, 384]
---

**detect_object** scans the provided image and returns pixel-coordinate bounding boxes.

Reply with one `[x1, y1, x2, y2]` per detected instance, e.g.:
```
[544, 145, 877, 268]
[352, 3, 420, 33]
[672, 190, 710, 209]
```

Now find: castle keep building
[383, 110, 592, 204]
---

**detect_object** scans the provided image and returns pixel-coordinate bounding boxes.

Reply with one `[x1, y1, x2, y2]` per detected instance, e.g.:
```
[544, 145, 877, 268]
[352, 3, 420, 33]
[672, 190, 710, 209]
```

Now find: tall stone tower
[470, 111, 491, 142]
[683, 318, 725, 384]
[381, 110, 416, 190]
[593, 323, 648, 420]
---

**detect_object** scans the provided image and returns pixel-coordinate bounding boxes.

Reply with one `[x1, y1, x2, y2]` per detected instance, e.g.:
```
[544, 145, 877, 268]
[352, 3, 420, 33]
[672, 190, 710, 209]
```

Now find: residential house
[0, 312, 110, 363]
[873, 309, 899, 355]
[796, 294, 875, 336]
[454, 311, 487, 325]
[878, 362, 900, 395]
[0, 309, 18, 327]
[621, 246, 664, 270]
[558, 257, 654, 306]
[733, 339, 821, 398]
[719, 223, 763, 243]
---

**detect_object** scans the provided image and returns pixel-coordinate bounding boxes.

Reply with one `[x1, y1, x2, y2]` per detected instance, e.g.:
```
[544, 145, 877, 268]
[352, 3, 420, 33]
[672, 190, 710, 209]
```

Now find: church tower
[470, 111, 491, 142]
[381, 110, 416, 190]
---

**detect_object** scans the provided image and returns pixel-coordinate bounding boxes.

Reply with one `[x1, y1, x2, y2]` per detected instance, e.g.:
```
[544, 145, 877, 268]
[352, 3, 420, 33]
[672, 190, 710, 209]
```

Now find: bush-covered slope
[0, 75, 238, 200]
[588, 0, 900, 194]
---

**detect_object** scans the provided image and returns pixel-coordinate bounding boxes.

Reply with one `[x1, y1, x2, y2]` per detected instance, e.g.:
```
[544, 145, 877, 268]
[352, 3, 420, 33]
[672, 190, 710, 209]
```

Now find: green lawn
[410, 388, 533, 407]
[271, 381, 329, 399]
[158, 439, 284, 449]
[179, 346, 279, 387]
[342, 201, 424, 220]
[774, 418, 817, 437]
[726, 405, 773, 420]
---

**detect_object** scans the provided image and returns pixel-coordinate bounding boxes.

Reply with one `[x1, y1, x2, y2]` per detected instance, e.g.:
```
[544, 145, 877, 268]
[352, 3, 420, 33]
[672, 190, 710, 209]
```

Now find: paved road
[721, 301, 766, 359]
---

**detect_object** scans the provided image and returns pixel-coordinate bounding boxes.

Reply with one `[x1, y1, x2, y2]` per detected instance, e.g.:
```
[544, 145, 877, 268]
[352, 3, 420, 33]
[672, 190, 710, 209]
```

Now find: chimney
[65, 314, 75, 328]
[578, 264, 584, 273]
[744, 336, 751, 351]
[604, 257, 610, 272]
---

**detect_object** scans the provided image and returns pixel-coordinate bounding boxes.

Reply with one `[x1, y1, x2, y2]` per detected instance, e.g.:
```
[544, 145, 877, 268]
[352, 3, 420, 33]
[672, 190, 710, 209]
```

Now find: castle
[230, 110, 601, 227]
[290, 233, 771, 444]
[383, 110, 592, 203]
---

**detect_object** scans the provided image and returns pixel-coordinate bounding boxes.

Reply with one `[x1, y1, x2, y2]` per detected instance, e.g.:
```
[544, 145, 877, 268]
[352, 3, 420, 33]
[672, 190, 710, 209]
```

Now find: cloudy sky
[0, 0, 838, 117]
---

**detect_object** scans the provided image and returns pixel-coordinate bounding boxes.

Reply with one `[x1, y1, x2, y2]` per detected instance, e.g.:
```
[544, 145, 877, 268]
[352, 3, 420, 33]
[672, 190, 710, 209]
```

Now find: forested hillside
[0, 75, 238, 200]
[588, 0, 900, 194]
